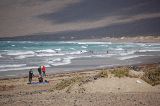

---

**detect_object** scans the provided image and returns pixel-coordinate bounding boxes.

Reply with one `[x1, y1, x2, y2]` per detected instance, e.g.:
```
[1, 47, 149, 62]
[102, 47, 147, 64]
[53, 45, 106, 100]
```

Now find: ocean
[0, 41, 160, 77]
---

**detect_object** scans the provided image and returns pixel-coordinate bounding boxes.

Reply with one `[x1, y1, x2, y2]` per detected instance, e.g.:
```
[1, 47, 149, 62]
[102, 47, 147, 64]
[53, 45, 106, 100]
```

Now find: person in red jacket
[42, 65, 46, 77]
[41, 65, 48, 82]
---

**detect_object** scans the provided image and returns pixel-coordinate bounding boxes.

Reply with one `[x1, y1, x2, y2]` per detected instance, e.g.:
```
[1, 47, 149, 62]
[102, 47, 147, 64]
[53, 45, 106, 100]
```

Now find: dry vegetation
[95, 70, 108, 78]
[52, 76, 83, 91]
[142, 67, 160, 86]
[111, 67, 129, 78]
[50, 65, 160, 92]
[51, 70, 109, 92]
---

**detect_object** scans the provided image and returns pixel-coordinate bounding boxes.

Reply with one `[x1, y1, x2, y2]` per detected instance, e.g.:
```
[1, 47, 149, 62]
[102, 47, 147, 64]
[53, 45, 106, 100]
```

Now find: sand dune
[0, 63, 160, 106]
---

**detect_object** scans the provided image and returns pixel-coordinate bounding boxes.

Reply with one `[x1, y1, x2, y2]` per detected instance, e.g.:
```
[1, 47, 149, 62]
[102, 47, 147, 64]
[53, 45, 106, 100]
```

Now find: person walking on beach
[28, 69, 34, 84]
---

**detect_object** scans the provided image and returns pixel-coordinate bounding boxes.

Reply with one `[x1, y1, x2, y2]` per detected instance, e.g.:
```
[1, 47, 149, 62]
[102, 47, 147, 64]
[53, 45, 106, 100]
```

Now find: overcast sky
[0, 0, 160, 38]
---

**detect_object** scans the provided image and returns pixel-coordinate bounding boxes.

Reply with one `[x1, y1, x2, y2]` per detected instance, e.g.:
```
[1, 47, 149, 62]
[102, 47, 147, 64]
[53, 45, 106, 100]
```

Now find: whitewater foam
[99, 45, 109, 47]
[68, 50, 87, 55]
[0, 64, 51, 72]
[36, 53, 64, 57]
[120, 51, 136, 56]
[0, 64, 27, 68]
[93, 54, 115, 58]
[138, 49, 160, 52]
[115, 48, 124, 51]
[0, 66, 37, 72]
[81, 46, 87, 48]
[50, 57, 75, 66]
[52, 58, 62, 62]
[36, 49, 56, 53]
[62, 41, 112, 45]
[15, 54, 35, 59]
[55, 48, 61, 51]
[70, 48, 76, 50]
[7, 51, 35, 56]
[47, 58, 62, 64]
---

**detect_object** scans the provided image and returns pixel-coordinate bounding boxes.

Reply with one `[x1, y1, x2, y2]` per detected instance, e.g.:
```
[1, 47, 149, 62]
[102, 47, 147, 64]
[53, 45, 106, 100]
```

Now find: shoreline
[0, 60, 160, 80]
[0, 61, 159, 80]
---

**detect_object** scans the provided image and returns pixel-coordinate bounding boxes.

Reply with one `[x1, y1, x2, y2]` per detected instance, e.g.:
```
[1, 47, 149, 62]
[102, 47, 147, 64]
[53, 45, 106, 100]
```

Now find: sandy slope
[0, 65, 160, 106]
[84, 77, 160, 93]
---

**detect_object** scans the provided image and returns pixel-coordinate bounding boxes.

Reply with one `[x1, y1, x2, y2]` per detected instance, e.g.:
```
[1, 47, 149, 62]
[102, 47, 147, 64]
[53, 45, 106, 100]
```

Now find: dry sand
[0, 64, 160, 106]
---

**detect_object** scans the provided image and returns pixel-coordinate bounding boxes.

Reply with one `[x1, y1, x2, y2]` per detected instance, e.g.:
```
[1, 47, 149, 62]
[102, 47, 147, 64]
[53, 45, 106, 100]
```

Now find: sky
[0, 0, 160, 38]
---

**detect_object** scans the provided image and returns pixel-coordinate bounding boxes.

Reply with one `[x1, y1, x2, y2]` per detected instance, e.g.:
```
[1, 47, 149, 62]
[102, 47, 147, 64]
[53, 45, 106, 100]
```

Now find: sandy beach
[0, 63, 160, 106]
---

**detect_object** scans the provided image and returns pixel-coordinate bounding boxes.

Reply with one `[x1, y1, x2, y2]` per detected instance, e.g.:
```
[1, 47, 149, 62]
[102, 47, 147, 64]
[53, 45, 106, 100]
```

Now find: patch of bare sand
[83, 77, 160, 93]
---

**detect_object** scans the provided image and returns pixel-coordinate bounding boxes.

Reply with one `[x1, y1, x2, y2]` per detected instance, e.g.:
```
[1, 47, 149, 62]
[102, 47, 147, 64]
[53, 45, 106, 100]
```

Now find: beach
[0, 0, 160, 105]
[0, 63, 160, 106]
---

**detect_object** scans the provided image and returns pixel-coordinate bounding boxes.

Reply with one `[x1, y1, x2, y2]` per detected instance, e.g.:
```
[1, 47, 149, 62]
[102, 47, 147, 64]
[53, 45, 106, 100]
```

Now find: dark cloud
[1, 17, 159, 41]
[51, 17, 160, 37]
[118, 0, 160, 16]
[0, 0, 160, 38]
[0, 0, 51, 7]
[38, 0, 157, 23]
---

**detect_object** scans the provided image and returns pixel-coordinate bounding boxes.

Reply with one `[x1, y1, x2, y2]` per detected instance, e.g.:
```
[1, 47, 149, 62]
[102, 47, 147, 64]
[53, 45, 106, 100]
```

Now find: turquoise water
[0, 41, 160, 72]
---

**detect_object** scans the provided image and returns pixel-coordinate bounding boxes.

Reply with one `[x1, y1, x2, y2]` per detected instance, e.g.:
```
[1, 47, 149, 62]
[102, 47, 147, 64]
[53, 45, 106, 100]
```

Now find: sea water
[0, 41, 160, 72]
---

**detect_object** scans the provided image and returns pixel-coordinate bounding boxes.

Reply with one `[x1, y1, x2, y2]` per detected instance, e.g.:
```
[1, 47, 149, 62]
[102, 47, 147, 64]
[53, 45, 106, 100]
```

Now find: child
[38, 75, 43, 82]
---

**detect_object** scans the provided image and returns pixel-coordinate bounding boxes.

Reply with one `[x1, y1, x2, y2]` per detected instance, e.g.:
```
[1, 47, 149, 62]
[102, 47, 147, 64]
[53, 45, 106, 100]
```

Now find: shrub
[111, 67, 129, 78]
[96, 70, 108, 78]
[53, 77, 82, 90]
[142, 67, 160, 86]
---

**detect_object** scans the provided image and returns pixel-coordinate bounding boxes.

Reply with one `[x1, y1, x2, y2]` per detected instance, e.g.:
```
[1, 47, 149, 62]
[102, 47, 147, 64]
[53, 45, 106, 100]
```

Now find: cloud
[0, 0, 160, 38]
[38, 0, 150, 23]
[27, 12, 160, 35]
[0, 0, 79, 37]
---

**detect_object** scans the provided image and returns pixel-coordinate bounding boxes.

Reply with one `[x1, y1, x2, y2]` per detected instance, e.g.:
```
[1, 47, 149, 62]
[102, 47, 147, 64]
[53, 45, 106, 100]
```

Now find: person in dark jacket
[28, 69, 34, 84]
[38, 66, 42, 76]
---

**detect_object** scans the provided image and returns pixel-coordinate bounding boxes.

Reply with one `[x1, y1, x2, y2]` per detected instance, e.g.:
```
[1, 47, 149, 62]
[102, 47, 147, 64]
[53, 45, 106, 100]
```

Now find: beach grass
[95, 70, 108, 78]
[52, 70, 109, 92]
[50, 65, 160, 92]
[142, 67, 160, 86]
[53, 76, 83, 91]
[111, 67, 129, 78]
